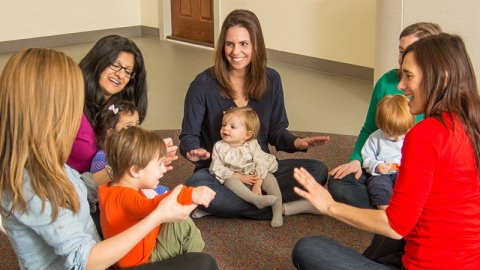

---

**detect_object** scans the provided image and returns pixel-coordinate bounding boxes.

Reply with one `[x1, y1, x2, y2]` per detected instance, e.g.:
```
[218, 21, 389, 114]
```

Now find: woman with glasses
[180, 9, 329, 220]
[67, 35, 148, 176]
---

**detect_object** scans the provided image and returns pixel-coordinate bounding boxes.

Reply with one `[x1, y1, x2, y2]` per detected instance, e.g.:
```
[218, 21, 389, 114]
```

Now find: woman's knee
[185, 169, 216, 186]
[292, 237, 328, 269]
[327, 175, 373, 209]
[301, 159, 328, 185]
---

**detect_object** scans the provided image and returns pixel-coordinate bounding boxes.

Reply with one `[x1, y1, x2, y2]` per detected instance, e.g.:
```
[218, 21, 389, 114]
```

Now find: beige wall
[218, 0, 376, 68]
[141, 0, 159, 28]
[2, 1, 376, 69]
[0, 0, 140, 42]
[375, 0, 480, 86]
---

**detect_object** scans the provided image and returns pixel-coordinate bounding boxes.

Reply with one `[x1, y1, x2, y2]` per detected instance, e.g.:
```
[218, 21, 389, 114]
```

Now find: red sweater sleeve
[111, 186, 194, 219]
[155, 186, 194, 205]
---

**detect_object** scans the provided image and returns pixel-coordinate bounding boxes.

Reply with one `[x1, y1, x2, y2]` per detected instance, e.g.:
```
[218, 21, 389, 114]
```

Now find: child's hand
[389, 163, 400, 172]
[233, 173, 259, 185]
[192, 186, 216, 207]
[375, 163, 391, 174]
[252, 178, 263, 195]
[186, 148, 211, 162]
[163, 138, 178, 172]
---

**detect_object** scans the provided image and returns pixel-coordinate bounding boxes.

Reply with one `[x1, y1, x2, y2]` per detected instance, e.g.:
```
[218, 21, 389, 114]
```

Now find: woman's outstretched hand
[186, 148, 211, 162]
[293, 167, 335, 215]
[294, 135, 330, 150]
[163, 138, 178, 172]
[329, 160, 362, 180]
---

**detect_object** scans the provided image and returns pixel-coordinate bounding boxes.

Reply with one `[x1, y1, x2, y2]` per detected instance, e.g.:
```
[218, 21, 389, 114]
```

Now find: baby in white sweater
[209, 107, 282, 227]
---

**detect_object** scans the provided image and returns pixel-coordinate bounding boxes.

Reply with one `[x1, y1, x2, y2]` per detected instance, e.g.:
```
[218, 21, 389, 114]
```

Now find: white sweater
[361, 129, 404, 175]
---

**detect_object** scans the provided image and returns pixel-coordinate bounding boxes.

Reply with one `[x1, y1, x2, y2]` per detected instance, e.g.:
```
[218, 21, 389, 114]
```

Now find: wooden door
[169, 0, 214, 47]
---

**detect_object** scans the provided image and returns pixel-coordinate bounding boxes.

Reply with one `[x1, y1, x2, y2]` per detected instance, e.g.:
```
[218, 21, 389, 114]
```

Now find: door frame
[158, 0, 219, 48]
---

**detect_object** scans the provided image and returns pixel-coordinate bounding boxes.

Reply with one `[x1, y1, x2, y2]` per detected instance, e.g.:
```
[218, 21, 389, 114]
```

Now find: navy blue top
[180, 67, 299, 170]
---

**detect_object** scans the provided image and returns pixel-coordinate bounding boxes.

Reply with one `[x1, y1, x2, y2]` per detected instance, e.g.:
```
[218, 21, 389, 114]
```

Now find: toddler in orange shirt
[98, 127, 215, 268]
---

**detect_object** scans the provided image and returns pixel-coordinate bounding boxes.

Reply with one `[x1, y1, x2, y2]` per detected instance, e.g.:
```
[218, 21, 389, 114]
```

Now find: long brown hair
[0, 48, 84, 221]
[403, 33, 480, 173]
[213, 9, 267, 101]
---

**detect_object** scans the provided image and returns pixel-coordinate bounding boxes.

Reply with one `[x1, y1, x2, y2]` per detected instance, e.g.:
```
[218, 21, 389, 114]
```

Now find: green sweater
[349, 69, 424, 163]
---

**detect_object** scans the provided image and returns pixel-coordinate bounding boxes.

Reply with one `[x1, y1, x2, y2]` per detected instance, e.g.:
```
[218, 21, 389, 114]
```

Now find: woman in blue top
[180, 9, 330, 219]
[0, 48, 217, 270]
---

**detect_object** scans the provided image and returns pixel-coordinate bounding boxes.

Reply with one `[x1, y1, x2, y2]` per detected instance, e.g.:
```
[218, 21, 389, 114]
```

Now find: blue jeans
[185, 159, 328, 220]
[367, 173, 397, 206]
[327, 171, 374, 209]
[292, 236, 400, 270]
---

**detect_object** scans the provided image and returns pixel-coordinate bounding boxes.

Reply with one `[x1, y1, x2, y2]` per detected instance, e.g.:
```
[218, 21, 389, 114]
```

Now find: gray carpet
[0, 130, 373, 270]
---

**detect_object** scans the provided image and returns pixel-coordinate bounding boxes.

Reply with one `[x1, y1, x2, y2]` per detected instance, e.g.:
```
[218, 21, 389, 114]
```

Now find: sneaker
[191, 209, 211, 218]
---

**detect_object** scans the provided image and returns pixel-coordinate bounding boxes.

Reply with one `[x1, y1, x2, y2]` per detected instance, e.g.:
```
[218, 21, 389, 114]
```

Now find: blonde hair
[376, 95, 415, 136]
[223, 107, 260, 140]
[105, 127, 167, 183]
[0, 48, 84, 221]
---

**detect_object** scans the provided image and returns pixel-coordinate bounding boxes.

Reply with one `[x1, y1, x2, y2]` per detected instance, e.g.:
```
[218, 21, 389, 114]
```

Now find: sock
[224, 178, 277, 209]
[282, 199, 319, 216]
[191, 209, 211, 218]
[262, 173, 283, 227]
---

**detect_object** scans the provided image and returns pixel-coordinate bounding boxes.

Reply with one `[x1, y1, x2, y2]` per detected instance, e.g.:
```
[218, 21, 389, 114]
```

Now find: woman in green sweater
[328, 22, 442, 209]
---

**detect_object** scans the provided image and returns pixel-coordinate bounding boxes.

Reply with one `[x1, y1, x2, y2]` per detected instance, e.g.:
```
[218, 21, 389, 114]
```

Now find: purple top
[90, 150, 107, 174]
[67, 113, 98, 173]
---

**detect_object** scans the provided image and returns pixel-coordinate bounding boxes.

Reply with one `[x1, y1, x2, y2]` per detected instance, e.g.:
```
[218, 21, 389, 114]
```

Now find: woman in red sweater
[291, 33, 480, 269]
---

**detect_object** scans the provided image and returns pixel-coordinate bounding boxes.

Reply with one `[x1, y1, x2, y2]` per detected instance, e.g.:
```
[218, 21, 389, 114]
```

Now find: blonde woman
[0, 48, 217, 270]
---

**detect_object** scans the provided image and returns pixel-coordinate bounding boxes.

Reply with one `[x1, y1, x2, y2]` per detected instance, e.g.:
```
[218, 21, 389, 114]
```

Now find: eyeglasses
[108, 62, 135, 78]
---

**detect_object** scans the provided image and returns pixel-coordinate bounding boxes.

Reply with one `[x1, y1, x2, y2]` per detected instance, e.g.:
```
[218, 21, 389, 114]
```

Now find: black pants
[363, 234, 405, 269]
[124, 252, 218, 270]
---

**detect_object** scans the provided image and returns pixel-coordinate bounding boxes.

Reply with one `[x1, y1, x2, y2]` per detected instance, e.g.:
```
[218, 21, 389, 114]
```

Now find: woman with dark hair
[67, 35, 150, 175]
[291, 33, 480, 269]
[66, 35, 178, 243]
[180, 9, 329, 220]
